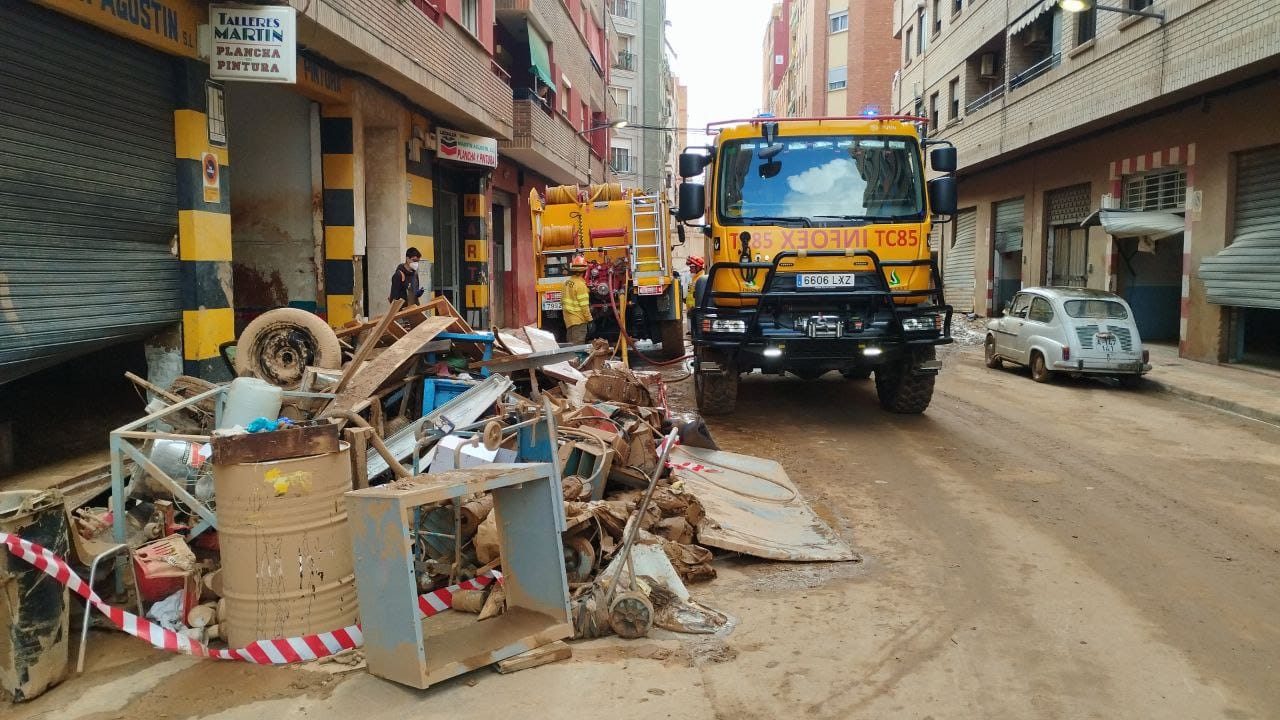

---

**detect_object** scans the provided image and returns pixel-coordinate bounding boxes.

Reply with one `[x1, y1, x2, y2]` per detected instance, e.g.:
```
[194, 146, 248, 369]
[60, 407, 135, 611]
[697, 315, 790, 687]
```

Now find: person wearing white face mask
[389, 247, 425, 307]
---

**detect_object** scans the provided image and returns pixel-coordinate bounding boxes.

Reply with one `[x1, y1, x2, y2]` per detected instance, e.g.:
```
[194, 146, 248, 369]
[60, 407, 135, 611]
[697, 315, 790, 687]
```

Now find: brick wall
[529, 0, 607, 114]
[844, 0, 898, 113]
[297, 0, 513, 138]
[892, 0, 1280, 170]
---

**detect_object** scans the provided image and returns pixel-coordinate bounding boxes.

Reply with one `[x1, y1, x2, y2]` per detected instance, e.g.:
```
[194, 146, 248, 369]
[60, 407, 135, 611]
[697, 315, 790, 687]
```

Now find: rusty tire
[608, 590, 654, 639]
[1030, 351, 1052, 384]
[234, 308, 341, 389]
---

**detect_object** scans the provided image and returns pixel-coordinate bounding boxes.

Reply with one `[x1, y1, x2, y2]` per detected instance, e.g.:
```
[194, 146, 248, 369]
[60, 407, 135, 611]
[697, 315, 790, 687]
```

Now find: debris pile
[1, 297, 854, 698]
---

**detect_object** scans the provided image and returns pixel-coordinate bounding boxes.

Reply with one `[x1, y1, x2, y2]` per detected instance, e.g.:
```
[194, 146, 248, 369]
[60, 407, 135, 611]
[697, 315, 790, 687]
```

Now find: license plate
[797, 273, 857, 288]
[636, 284, 664, 296]
[542, 291, 562, 311]
[1095, 334, 1117, 353]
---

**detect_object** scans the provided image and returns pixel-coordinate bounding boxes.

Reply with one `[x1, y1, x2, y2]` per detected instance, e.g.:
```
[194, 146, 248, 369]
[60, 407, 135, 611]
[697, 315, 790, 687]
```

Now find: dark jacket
[389, 264, 421, 305]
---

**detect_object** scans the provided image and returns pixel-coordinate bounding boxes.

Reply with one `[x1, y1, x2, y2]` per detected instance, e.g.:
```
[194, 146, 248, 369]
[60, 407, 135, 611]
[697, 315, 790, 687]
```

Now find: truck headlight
[708, 319, 747, 333]
[902, 315, 940, 332]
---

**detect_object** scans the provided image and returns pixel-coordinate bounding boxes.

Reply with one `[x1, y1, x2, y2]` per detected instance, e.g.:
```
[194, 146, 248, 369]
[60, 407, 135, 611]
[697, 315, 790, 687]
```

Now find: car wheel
[1030, 351, 1052, 383]
[984, 335, 1003, 369]
[1118, 374, 1143, 388]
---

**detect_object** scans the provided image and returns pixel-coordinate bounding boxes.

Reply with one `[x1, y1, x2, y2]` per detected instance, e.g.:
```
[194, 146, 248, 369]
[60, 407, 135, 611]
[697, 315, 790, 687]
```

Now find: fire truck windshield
[716, 135, 926, 226]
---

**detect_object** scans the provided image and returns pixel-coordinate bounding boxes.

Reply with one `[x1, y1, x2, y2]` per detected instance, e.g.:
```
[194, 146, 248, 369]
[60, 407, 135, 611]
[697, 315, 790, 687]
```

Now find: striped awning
[1011, 0, 1055, 36]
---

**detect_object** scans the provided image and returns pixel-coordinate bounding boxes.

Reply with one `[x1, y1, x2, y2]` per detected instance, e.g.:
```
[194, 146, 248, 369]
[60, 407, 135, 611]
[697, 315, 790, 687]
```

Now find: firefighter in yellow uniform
[561, 255, 592, 344]
[684, 256, 706, 312]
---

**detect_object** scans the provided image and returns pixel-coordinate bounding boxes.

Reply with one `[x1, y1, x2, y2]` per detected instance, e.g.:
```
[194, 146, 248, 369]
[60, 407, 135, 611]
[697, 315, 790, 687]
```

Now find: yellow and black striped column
[407, 116, 435, 281]
[321, 105, 356, 327]
[462, 191, 489, 327]
[175, 60, 233, 379]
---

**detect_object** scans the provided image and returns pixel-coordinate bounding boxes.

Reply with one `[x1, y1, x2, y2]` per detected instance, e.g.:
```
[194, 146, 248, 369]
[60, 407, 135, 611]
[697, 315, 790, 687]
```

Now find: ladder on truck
[628, 193, 667, 281]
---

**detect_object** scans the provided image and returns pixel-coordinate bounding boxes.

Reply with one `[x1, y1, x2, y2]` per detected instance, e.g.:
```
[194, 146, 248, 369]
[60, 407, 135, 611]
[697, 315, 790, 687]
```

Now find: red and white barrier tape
[0, 531, 499, 664]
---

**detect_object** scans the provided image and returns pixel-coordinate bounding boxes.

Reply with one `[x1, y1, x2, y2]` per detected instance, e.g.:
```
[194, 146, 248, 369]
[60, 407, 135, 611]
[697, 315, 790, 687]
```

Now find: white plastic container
[220, 377, 283, 430]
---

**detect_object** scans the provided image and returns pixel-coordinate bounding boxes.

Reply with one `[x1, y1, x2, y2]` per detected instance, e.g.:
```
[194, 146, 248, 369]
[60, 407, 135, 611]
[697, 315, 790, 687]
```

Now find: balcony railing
[965, 84, 1005, 114]
[607, 0, 638, 19]
[1009, 53, 1061, 91]
[613, 51, 635, 71]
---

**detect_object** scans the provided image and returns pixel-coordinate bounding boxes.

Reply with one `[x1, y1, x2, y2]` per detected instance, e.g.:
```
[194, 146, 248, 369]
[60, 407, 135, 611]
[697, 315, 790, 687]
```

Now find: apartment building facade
[895, 0, 1280, 366]
[0, 0, 611, 385]
[765, 0, 898, 117]
[604, 0, 677, 199]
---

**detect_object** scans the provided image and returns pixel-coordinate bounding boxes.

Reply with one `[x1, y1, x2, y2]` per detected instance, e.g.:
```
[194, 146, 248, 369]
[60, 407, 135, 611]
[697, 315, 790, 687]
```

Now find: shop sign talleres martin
[209, 4, 297, 83]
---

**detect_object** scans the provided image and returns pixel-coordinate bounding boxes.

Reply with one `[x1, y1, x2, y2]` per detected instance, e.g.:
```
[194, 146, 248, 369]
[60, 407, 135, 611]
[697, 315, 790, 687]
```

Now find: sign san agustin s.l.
[209, 5, 297, 83]
[437, 128, 499, 168]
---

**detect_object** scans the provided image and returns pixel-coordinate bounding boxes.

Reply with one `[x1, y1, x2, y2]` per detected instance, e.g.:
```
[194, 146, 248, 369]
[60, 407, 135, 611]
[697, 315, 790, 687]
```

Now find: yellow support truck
[530, 183, 685, 357]
[676, 115, 958, 414]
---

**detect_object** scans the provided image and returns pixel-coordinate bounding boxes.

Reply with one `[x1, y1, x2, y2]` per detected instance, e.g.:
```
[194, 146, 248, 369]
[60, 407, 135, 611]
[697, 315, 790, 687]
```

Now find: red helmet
[570, 254, 588, 271]
[686, 256, 706, 272]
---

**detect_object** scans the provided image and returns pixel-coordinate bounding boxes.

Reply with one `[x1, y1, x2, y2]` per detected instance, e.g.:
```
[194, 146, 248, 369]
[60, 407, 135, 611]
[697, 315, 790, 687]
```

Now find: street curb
[1145, 378, 1280, 428]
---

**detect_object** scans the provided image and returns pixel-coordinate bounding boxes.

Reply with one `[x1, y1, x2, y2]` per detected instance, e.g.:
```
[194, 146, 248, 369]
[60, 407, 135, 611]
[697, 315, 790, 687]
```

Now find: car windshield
[716, 135, 926, 224]
[1064, 299, 1129, 319]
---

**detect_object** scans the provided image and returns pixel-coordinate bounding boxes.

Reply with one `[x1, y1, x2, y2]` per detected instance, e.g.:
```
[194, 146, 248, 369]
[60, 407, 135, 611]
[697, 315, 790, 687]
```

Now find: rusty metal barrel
[213, 445, 357, 648]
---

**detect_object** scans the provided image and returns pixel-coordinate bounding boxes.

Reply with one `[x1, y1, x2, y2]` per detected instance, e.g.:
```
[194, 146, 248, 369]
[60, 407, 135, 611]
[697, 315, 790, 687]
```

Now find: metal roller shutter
[1201, 145, 1280, 310]
[993, 198, 1024, 253]
[0, 3, 179, 382]
[945, 209, 977, 312]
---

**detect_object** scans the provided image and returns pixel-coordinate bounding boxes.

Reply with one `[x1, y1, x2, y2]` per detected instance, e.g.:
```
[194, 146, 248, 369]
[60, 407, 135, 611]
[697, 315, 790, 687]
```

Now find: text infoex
[729, 227, 924, 252]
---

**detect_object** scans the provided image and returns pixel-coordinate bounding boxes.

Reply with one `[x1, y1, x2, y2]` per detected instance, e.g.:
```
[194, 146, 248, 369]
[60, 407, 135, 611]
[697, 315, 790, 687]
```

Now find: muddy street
[16, 343, 1277, 720]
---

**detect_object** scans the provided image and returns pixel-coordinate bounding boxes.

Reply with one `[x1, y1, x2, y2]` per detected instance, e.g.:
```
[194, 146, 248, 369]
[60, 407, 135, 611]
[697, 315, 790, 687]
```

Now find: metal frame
[108, 385, 335, 545]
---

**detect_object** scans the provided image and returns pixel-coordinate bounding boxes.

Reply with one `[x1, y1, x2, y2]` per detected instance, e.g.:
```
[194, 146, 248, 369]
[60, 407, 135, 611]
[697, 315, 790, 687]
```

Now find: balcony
[965, 84, 1004, 114]
[1009, 53, 1061, 91]
[500, 98, 599, 185]
[613, 51, 635, 71]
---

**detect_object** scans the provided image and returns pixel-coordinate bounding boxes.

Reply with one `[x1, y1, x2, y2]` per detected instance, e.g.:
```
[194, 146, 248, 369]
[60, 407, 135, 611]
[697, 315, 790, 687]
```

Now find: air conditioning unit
[979, 52, 997, 78]
[1023, 25, 1049, 46]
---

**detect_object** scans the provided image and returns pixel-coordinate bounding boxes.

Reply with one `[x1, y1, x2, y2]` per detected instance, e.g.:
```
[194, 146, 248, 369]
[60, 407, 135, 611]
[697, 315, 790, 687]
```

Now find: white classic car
[984, 287, 1152, 385]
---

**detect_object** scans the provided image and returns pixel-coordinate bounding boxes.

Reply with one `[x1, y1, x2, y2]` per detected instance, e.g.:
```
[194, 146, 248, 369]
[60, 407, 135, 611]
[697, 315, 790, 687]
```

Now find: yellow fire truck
[530, 183, 684, 357]
[676, 115, 958, 414]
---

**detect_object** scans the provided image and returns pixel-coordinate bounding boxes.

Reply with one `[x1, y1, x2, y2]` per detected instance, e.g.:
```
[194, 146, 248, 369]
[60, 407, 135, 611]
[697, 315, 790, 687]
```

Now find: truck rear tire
[695, 368, 738, 415]
[659, 318, 685, 359]
[874, 347, 936, 414]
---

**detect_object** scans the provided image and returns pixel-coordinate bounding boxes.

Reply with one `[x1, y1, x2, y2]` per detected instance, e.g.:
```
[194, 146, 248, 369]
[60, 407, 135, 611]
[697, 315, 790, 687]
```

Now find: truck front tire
[695, 367, 738, 415]
[874, 347, 936, 414]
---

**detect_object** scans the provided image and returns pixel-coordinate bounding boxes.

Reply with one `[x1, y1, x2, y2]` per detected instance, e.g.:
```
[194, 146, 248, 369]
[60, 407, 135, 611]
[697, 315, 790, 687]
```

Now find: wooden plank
[335, 303, 432, 339]
[468, 345, 591, 373]
[345, 427, 374, 490]
[323, 316, 454, 416]
[335, 299, 403, 395]
[424, 295, 486, 356]
[211, 423, 341, 465]
[495, 640, 572, 674]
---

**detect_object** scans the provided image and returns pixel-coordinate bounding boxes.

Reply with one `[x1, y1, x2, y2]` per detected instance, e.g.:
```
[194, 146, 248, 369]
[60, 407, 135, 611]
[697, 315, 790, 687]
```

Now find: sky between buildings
[667, 0, 777, 146]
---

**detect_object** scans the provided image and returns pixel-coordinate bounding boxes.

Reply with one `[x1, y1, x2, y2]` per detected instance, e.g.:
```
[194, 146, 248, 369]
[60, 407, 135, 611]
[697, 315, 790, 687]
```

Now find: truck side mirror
[679, 152, 710, 178]
[676, 182, 705, 222]
[928, 177, 957, 215]
[930, 146, 957, 172]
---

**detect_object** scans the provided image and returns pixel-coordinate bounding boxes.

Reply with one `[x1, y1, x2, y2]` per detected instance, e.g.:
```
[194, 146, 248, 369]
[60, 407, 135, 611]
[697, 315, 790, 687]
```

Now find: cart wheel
[608, 590, 654, 639]
[563, 535, 596, 584]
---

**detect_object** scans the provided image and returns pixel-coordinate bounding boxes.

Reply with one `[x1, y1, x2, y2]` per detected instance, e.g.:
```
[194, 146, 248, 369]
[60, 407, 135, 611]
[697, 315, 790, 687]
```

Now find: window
[917, 11, 926, 54]
[607, 0, 637, 20]
[609, 146, 633, 173]
[829, 11, 848, 33]
[932, 0, 942, 35]
[954, 0, 963, 14]
[1128, 0, 1153, 9]
[1008, 294, 1031, 319]
[1028, 297, 1055, 324]
[1064, 299, 1129, 320]
[1076, 6, 1097, 44]
[460, 0, 478, 35]
[1124, 170, 1187, 211]
[827, 65, 847, 91]
[948, 78, 959, 119]
[929, 92, 939, 130]
[581, 101, 589, 131]
[715, 136, 927, 223]
[905, 28, 913, 62]
[559, 75, 571, 115]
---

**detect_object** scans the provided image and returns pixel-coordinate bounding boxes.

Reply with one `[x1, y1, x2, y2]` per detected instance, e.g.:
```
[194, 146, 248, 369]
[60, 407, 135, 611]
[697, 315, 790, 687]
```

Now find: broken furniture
[346, 463, 573, 689]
